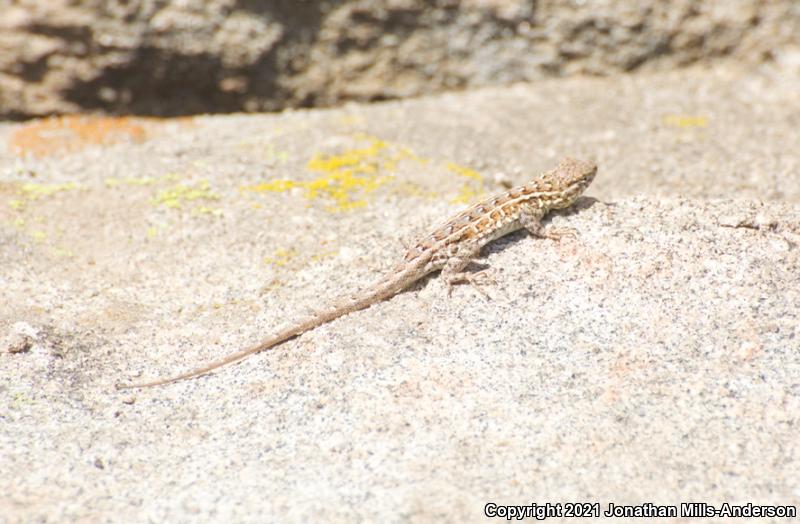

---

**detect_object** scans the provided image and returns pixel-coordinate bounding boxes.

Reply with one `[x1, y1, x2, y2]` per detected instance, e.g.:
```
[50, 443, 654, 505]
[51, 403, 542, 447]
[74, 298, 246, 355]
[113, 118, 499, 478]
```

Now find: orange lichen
[9, 115, 193, 157]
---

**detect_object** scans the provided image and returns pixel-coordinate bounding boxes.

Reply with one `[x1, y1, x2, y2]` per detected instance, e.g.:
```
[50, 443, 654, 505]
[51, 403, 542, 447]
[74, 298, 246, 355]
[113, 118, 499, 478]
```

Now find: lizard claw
[467, 270, 495, 300]
[444, 269, 495, 299]
[539, 226, 577, 241]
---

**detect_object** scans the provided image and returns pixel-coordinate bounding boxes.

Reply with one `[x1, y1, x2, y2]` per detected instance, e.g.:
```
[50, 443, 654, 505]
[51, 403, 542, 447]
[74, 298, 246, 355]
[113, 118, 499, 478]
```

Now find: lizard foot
[445, 269, 495, 299]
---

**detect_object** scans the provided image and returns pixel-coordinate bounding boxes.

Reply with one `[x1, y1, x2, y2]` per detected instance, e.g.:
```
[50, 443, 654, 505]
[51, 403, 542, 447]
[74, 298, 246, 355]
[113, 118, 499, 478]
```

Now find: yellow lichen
[192, 206, 223, 217]
[663, 115, 709, 128]
[20, 182, 79, 199]
[242, 135, 403, 212]
[7, 182, 80, 212]
[50, 247, 74, 258]
[29, 230, 46, 242]
[263, 247, 299, 267]
[263, 144, 289, 163]
[310, 249, 339, 263]
[105, 176, 157, 188]
[338, 114, 365, 127]
[446, 162, 486, 204]
[152, 180, 220, 210]
[240, 134, 486, 211]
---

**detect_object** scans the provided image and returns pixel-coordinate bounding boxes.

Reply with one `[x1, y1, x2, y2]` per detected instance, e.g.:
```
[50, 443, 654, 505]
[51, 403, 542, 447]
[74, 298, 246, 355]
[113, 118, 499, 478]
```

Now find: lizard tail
[115, 262, 425, 389]
[115, 326, 305, 389]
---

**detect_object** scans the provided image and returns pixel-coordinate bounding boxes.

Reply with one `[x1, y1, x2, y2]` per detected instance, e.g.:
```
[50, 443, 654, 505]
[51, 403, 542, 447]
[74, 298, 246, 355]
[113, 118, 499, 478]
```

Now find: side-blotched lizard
[117, 157, 597, 388]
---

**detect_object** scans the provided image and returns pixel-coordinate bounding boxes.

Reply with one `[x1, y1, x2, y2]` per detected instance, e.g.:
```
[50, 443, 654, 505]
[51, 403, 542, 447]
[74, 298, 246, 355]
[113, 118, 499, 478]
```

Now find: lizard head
[546, 157, 597, 208]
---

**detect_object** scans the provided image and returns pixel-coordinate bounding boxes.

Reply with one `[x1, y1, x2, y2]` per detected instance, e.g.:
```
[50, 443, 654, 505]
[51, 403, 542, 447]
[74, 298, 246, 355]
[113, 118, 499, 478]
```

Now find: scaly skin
[117, 157, 597, 389]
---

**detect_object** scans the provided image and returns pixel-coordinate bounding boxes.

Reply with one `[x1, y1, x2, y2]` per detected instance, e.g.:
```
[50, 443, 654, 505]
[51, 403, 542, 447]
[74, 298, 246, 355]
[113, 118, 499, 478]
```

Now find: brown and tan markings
[118, 157, 597, 389]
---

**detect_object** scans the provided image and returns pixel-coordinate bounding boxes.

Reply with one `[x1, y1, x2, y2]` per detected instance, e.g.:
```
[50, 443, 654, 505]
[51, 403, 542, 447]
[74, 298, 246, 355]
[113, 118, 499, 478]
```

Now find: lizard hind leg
[440, 244, 495, 299]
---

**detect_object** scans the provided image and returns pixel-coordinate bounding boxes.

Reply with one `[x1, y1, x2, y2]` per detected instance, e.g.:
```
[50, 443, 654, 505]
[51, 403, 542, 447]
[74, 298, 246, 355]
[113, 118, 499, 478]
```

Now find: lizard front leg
[519, 205, 576, 240]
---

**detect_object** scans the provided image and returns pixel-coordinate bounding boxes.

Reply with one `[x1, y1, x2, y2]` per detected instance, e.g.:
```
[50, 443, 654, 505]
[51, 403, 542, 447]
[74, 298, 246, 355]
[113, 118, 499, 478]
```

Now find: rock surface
[1, 0, 799, 118]
[1, 64, 799, 521]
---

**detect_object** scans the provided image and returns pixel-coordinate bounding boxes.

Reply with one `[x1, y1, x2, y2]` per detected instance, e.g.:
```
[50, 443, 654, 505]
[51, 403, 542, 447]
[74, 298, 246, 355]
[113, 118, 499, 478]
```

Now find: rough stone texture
[0, 0, 799, 119]
[1, 63, 799, 522]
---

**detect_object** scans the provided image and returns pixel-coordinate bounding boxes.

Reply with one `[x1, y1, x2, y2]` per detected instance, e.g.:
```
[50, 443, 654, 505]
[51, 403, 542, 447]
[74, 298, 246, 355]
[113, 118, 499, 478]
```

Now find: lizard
[117, 157, 597, 389]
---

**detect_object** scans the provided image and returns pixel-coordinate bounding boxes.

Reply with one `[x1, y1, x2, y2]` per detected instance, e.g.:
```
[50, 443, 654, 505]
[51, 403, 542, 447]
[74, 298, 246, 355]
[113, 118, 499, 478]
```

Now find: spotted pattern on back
[403, 157, 596, 261]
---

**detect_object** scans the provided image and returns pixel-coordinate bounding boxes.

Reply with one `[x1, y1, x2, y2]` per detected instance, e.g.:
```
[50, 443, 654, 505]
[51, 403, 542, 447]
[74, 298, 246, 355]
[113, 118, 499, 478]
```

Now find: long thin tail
[115, 263, 423, 389]
[115, 322, 315, 389]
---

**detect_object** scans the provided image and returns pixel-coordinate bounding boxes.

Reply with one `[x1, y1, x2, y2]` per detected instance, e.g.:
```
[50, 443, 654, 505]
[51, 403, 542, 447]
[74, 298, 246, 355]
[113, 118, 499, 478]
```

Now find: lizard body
[117, 157, 596, 388]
